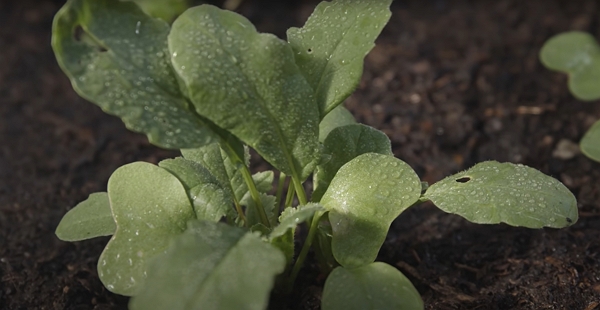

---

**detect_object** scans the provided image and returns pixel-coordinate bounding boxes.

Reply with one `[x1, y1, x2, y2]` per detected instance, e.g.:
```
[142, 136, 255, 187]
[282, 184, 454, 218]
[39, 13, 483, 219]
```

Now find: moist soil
[2, 0, 600, 309]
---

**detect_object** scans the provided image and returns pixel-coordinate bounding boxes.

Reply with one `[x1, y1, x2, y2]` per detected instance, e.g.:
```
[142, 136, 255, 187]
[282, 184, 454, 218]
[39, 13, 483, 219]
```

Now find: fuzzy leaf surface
[581, 119, 600, 162]
[540, 31, 600, 101]
[321, 153, 421, 268]
[287, 0, 392, 116]
[169, 5, 320, 180]
[52, 0, 217, 148]
[322, 262, 423, 310]
[130, 220, 285, 310]
[424, 161, 578, 228]
[313, 124, 392, 202]
[56, 192, 116, 241]
[98, 162, 194, 296]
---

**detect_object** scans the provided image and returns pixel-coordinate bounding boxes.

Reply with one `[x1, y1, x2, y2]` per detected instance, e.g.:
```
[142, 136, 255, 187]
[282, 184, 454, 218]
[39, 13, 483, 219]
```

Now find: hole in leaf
[73, 25, 84, 42]
[455, 177, 471, 183]
[307, 48, 313, 53]
[566, 217, 572, 223]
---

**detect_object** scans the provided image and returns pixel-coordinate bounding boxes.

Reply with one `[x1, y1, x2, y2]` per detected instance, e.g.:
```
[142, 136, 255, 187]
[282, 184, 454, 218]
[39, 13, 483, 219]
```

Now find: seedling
[540, 31, 600, 162]
[53, 0, 578, 309]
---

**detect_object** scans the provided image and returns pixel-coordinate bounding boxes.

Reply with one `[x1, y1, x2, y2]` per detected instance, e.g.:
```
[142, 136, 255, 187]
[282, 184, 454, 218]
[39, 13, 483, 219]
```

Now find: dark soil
[2, 0, 600, 309]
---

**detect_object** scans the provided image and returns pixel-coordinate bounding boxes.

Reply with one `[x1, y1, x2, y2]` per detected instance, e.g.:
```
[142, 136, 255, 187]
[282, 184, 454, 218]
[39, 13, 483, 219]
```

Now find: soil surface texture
[1, 0, 600, 309]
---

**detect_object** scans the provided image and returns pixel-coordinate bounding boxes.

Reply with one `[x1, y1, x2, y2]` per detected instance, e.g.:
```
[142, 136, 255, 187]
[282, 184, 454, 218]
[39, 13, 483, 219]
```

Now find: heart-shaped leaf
[288, 0, 392, 117]
[322, 262, 423, 310]
[540, 31, 600, 101]
[98, 162, 194, 296]
[52, 0, 218, 149]
[321, 153, 421, 268]
[581, 119, 600, 162]
[313, 124, 392, 202]
[56, 192, 116, 241]
[130, 220, 286, 310]
[423, 161, 578, 228]
[169, 5, 320, 180]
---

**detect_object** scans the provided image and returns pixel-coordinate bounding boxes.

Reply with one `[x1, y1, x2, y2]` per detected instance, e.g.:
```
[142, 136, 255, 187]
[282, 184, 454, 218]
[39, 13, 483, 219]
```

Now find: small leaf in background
[159, 157, 219, 190]
[270, 204, 324, 265]
[124, 0, 190, 22]
[56, 192, 116, 241]
[52, 0, 218, 149]
[189, 183, 233, 222]
[424, 161, 578, 228]
[287, 0, 392, 117]
[319, 105, 356, 142]
[313, 124, 392, 202]
[322, 262, 423, 310]
[244, 193, 277, 228]
[321, 153, 421, 268]
[580, 119, 600, 162]
[169, 5, 320, 180]
[98, 162, 194, 296]
[130, 220, 286, 310]
[540, 31, 600, 101]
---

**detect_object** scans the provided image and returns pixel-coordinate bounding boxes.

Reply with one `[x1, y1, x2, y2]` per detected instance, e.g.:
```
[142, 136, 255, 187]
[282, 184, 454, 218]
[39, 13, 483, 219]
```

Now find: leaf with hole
[169, 5, 320, 180]
[56, 192, 116, 241]
[423, 161, 578, 228]
[98, 162, 195, 296]
[288, 0, 392, 117]
[321, 153, 421, 268]
[129, 220, 286, 310]
[52, 0, 218, 149]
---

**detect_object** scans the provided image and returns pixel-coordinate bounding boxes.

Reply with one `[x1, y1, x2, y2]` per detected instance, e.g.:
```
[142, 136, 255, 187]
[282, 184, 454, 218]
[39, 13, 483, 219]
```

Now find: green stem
[275, 172, 287, 209]
[241, 165, 270, 228]
[291, 175, 308, 206]
[287, 211, 322, 292]
[284, 181, 295, 209]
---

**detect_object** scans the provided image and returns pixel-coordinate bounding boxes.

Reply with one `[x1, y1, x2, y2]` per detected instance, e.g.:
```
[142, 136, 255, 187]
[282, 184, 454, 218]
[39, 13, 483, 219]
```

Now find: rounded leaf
[98, 162, 195, 296]
[321, 153, 421, 268]
[322, 262, 423, 310]
[424, 161, 578, 228]
[56, 192, 116, 241]
[581, 119, 600, 162]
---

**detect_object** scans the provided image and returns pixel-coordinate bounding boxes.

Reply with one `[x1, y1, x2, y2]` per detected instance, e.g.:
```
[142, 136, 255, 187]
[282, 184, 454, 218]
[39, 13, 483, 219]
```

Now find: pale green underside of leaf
[540, 31, 600, 101]
[581, 119, 600, 162]
[424, 161, 578, 228]
[98, 162, 194, 296]
[56, 192, 116, 241]
[130, 220, 286, 310]
[322, 262, 423, 310]
[313, 124, 393, 202]
[270, 203, 324, 240]
[319, 105, 356, 142]
[169, 5, 320, 180]
[287, 0, 392, 117]
[52, 0, 218, 149]
[321, 153, 421, 268]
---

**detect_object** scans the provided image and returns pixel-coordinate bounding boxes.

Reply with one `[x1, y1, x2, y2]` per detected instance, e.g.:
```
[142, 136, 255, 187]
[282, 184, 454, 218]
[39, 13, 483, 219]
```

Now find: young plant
[540, 31, 600, 162]
[53, 0, 579, 309]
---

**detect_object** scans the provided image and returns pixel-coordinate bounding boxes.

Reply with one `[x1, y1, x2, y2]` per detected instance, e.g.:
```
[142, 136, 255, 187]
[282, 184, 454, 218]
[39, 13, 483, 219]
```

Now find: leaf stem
[240, 165, 271, 228]
[284, 181, 296, 209]
[286, 211, 323, 292]
[275, 172, 287, 209]
[291, 175, 308, 206]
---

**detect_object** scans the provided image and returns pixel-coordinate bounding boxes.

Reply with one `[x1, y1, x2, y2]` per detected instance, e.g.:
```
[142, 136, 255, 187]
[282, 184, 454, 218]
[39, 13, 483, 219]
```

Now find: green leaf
[56, 192, 116, 241]
[540, 31, 600, 101]
[130, 220, 286, 310]
[581, 119, 600, 162]
[245, 193, 277, 228]
[322, 262, 423, 310]
[319, 105, 356, 142]
[287, 0, 392, 117]
[189, 183, 233, 222]
[124, 0, 189, 22]
[98, 162, 194, 296]
[423, 161, 578, 228]
[169, 5, 320, 180]
[313, 124, 393, 202]
[270, 204, 324, 240]
[158, 157, 219, 190]
[321, 153, 421, 268]
[52, 0, 219, 149]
